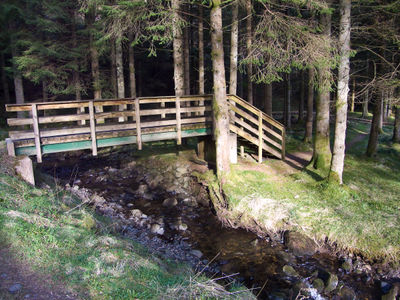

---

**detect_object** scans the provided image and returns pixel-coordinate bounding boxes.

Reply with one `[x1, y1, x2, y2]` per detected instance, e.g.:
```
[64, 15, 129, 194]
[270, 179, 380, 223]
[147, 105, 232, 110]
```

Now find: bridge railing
[5, 95, 213, 162]
[228, 95, 285, 161]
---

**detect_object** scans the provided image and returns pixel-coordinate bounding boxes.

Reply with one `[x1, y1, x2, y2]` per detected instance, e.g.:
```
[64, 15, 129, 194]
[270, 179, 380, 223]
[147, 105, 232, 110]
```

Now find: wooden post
[78, 107, 86, 125]
[6, 138, 15, 157]
[281, 127, 286, 160]
[96, 104, 104, 124]
[258, 110, 263, 163]
[89, 101, 97, 156]
[176, 97, 182, 145]
[31, 104, 42, 163]
[135, 98, 142, 150]
[240, 145, 244, 157]
[161, 100, 166, 119]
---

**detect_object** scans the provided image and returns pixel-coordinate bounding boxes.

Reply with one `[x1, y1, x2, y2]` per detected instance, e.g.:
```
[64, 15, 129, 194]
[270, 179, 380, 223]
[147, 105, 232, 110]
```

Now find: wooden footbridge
[5, 95, 285, 163]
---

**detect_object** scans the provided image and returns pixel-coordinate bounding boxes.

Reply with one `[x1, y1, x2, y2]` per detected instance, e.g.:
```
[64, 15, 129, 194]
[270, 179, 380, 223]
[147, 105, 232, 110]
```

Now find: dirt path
[0, 245, 77, 300]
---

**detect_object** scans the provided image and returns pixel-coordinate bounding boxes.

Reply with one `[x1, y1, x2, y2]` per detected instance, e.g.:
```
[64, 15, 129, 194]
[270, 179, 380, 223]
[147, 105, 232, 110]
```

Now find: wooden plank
[31, 104, 42, 163]
[228, 94, 284, 130]
[161, 101, 166, 119]
[135, 98, 142, 150]
[89, 101, 97, 156]
[118, 104, 127, 122]
[78, 107, 86, 125]
[258, 110, 263, 163]
[6, 138, 15, 156]
[176, 97, 182, 145]
[139, 106, 210, 117]
[230, 124, 281, 159]
[233, 116, 282, 150]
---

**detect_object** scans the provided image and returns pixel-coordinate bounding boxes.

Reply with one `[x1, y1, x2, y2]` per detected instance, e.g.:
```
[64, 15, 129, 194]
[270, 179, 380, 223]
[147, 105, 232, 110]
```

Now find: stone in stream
[150, 223, 164, 235]
[341, 258, 353, 273]
[8, 283, 22, 294]
[324, 273, 339, 293]
[284, 231, 318, 257]
[136, 184, 148, 194]
[312, 278, 325, 293]
[162, 198, 178, 208]
[282, 265, 299, 277]
[191, 250, 203, 258]
[130, 209, 143, 218]
[337, 286, 356, 300]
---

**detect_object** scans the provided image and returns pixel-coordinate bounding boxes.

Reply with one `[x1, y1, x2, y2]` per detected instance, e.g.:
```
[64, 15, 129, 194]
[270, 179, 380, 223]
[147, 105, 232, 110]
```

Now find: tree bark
[211, 0, 230, 179]
[184, 10, 190, 95]
[246, 0, 253, 105]
[198, 6, 205, 95]
[299, 71, 305, 122]
[116, 40, 125, 99]
[11, 44, 24, 118]
[229, 0, 239, 95]
[304, 68, 314, 143]
[284, 73, 291, 129]
[264, 83, 272, 116]
[393, 106, 400, 144]
[310, 8, 332, 173]
[128, 34, 136, 98]
[172, 0, 185, 144]
[362, 88, 369, 118]
[350, 77, 355, 112]
[366, 94, 383, 157]
[110, 39, 117, 98]
[0, 51, 10, 109]
[330, 0, 351, 184]
[88, 11, 101, 100]
[72, 12, 81, 101]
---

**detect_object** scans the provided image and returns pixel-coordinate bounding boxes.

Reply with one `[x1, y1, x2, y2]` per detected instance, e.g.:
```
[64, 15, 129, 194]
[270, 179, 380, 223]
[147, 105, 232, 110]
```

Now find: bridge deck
[5, 95, 285, 163]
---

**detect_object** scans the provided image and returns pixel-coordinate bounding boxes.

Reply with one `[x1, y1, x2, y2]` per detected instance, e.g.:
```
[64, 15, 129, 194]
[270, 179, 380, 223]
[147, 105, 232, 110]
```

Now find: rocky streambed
[40, 147, 398, 299]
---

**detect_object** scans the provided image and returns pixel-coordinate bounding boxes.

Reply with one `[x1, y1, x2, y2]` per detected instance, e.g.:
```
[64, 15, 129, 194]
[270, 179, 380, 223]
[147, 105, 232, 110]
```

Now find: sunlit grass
[224, 120, 400, 262]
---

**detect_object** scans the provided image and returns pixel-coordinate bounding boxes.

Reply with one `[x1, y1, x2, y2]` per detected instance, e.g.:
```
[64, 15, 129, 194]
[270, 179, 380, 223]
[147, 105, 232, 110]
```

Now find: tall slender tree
[229, 0, 239, 96]
[330, 0, 351, 184]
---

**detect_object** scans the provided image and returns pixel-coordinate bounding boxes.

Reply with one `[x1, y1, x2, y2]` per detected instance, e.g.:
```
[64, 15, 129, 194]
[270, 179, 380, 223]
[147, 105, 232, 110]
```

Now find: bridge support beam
[6, 138, 16, 157]
[229, 133, 237, 164]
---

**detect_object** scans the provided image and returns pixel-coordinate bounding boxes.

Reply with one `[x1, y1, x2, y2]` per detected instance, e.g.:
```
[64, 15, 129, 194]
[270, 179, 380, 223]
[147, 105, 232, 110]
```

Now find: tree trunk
[184, 11, 190, 95]
[366, 94, 383, 156]
[211, 0, 230, 179]
[378, 91, 383, 131]
[246, 0, 253, 105]
[229, 0, 238, 95]
[264, 83, 272, 116]
[198, 6, 205, 95]
[304, 68, 314, 143]
[11, 45, 24, 118]
[362, 88, 369, 118]
[310, 8, 332, 173]
[72, 12, 81, 101]
[88, 18, 101, 100]
[393, 106, 400, 144]
[284, 73, 291, 129]
[116, 39, 126, 122]
[172, 0, 185, 144]
[110, 39, 117, 98]
[128, 34, 136, 98]
[350, 77, 355, 112]
[299, 71, 305, 122]
[330, 0, 351, 184]
[0, 51, 10, 111]
[42, 81, 48, 101]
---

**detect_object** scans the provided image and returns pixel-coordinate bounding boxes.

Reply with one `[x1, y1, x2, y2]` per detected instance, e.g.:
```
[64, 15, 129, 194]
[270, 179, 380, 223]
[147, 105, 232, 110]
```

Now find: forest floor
[223, 119, 400, 266]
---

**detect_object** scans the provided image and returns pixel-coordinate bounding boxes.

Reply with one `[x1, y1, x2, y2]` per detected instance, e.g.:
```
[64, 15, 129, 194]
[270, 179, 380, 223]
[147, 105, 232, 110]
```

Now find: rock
[341, 258, 352, 273]
[182, 197, 198, 207]
[73, 185, 79, 191]
[162, 198, 178, 208]
[325, 273, 339, 293]
[282, 265, 299, 277]
[191, 250, 203, 258]
[278, 252, 296, 265]
[150, 223, 164, 235]
[176, 166, 187, 176]
[1, 273, 7, 279]
[24, 294, 31, 298]
[91, 194, 105, 205]
[143, 193, 154, 201]
[178, 223, 188, 231]
[8, 283, 22, 294]
[131, 209, 143, 218]
[312, 278, 325, 293]
[382, 283, 400, 300]
[284, 231, 318, 257]
[15, 156, 35, 185]
[338, 286, 356, 300]
[136, 184, 148, 194]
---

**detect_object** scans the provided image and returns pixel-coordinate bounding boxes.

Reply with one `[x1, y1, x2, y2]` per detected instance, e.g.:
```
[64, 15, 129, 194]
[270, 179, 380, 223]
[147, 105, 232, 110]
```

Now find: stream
[39, 148, 386, 299]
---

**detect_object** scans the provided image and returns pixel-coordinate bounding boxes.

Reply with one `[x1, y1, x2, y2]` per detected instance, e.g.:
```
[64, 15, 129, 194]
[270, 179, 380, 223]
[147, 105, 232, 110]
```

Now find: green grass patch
[224, 120, 400, 263]
[0, 151, 254, 299]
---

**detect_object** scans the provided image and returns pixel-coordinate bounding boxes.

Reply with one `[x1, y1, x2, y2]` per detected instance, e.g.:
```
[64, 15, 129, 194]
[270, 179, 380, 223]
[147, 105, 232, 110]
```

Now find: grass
[0, 148, 254, 299]
[224, 120, 400, 263]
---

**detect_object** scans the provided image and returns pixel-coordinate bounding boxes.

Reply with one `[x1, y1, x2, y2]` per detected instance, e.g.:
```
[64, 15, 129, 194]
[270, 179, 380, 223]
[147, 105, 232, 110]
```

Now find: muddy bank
[39, 147, 397, 299]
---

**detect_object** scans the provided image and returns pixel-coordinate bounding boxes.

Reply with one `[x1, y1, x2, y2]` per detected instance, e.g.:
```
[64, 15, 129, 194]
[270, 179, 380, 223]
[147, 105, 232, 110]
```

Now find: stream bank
[39, 146, 397, 299]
